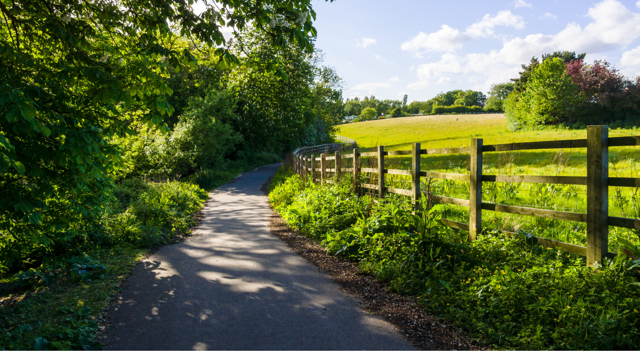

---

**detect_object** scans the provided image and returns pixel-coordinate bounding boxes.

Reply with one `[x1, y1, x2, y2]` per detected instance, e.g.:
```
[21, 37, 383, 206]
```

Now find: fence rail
[292, 125, 640, 266]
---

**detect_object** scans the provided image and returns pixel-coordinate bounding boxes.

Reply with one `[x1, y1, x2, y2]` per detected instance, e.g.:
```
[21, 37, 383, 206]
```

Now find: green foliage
[507, 58, 580, 130]
[269, 169, 640, 349]
[484, 83, 515, 112]
[431, 105, 485, 115]
[390, 107, 403, 118]
[360, 107, 378, 121]
[344, 96, 401, 117]
[511, 52, 585, 94]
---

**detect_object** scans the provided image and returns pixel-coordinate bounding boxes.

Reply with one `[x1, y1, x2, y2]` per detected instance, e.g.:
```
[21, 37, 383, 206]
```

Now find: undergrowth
[269, 167, 640, 350]
[0, 180, 208, 349]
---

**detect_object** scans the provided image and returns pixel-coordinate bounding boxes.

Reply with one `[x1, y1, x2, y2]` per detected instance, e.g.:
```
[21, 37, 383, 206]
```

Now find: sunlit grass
[334, 114, 640, 254]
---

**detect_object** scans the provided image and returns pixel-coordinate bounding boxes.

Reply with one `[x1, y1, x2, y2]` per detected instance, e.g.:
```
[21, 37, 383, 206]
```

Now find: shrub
[431, 105, 485, 115]
[359, 107, 378, 121]
[269, 168, 640, 350]
[390, 108, 403, 118]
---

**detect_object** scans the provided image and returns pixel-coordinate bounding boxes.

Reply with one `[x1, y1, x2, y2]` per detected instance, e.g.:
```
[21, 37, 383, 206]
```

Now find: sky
[310, 0, 640, 102]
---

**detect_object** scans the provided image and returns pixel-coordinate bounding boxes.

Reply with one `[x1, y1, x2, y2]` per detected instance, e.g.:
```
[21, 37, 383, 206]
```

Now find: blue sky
[310, 0, 640, 102]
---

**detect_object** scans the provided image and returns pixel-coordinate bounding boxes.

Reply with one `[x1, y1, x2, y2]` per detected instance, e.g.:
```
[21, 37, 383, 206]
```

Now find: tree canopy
[0, 0, 337, 268]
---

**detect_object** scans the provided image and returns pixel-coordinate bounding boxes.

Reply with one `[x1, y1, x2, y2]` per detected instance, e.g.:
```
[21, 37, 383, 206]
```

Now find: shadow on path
[104, 164, 413, 350]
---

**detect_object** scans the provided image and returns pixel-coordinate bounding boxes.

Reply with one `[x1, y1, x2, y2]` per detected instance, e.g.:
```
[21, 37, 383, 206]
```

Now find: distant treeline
[344, 86, 512, 121]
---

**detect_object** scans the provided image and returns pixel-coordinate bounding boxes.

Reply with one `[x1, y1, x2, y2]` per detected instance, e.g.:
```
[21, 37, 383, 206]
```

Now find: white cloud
[355, 37, 377, 48]
[637, 0, 640, 7]
[620, 45, 640, 77]
[401, 11, 524, 54]
[466, 11, 526, 38]
[389, 76, 400, 82]
[375, 55, 389, 63]
[621, 46, 640, 68]
[350, 82, 391, 93]
[415, 53, 465, 79]
[542, 12, 557, 19]
[407, 80, 430, 90]
[404, 0, 640, 94]
[514, 0, 533, 8]
[437, 77, 455, 84]
[494, 0, 640, 63]
[401, 25, 471, 54]
[409, 66, 415, 72]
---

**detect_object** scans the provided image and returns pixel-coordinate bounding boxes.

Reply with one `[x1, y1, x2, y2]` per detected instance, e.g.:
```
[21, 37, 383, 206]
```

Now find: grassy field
[334, 114, 640, 256]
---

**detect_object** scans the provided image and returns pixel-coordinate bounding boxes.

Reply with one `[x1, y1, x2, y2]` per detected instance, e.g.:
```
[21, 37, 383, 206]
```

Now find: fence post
[587, 125, 609, 266]
[378, 145, 385, 198]
[321, 153, 326, 185]
[353, 148, 360, 195]
[411, 143, 421, 211]
[469, 138, 483, 241]
[335, 151, 341, 180]
[310, 155, 315, 183]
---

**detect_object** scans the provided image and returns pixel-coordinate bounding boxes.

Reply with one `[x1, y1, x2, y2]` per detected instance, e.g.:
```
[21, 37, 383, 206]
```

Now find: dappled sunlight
[106, 164, 411, 350]
[197, 271, 287, 294]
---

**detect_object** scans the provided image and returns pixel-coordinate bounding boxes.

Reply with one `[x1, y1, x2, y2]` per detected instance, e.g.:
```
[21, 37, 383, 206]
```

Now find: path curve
[104, 164, 414, 350]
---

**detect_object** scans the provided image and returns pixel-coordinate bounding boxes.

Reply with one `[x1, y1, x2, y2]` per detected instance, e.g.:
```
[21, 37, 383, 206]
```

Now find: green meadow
[335, 114, 640, 256]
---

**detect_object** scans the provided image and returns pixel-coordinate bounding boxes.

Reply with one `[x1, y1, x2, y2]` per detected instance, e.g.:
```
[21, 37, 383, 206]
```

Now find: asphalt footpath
[104, 163, 414, 350]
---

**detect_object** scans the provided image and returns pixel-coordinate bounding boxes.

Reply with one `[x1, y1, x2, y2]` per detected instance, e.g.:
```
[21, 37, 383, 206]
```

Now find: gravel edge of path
[261, 179, 485, 351]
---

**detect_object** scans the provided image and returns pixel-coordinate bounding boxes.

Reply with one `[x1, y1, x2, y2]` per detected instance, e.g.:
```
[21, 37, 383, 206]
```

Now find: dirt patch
[263, 178, 483, 350]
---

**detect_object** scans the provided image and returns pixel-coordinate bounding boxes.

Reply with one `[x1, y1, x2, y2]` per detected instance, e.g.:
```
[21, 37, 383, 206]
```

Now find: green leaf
[13, 161, 25, 174]
[34, 337, 49, 350]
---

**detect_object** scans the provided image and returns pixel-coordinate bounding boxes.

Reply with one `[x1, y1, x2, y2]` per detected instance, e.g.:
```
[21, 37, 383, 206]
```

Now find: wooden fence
[292, 125, 640, 266]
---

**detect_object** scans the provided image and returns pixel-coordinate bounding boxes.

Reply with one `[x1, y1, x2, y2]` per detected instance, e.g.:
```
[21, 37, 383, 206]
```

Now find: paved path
[105, 164, 413, 350]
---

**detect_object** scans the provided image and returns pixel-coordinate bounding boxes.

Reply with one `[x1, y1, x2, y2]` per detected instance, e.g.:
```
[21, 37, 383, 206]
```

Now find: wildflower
[582, 309, 585, 312]
[570, 295, 573, 298]
[500, 270, 505, 275]
[567, 306, 571, 309]
[554, 318, 558, 321]
[538, 297, 542, 300]
[634, 309, 638, 313]
[447, 303, 450, 305]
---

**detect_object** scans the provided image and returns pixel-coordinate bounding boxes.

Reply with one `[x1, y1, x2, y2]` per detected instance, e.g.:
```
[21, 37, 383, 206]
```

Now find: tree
[454, 90, 486, 107]
[360, 107, 378, 121]
[484, 83, 515, 112]
[390, 107, 402, 118]
[0, 0, 328, 257]
[432, 90, 463, 106]
[566, 59, 640, 124]
[402, 94, 408, 109]
[511, 51, 585, 94]
[507, 57, 580, 129]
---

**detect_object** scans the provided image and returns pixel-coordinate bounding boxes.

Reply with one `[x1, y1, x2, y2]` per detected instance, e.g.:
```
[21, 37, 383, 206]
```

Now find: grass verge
[269, 166, 640, 350]
[0, 161, 279, 350]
